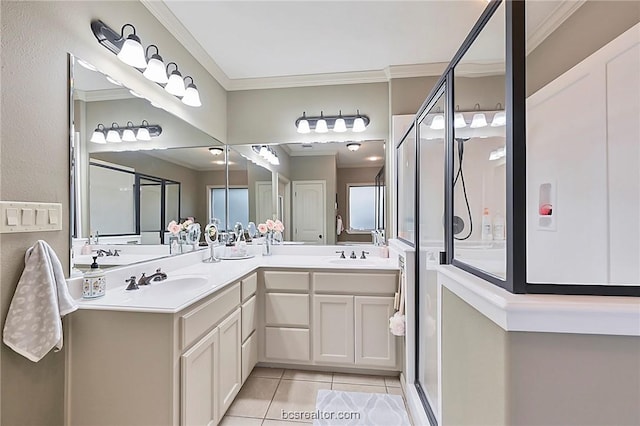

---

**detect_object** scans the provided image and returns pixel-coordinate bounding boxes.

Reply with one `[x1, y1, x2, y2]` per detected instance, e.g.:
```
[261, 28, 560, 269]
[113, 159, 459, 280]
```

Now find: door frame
[292, 180, 327, 244]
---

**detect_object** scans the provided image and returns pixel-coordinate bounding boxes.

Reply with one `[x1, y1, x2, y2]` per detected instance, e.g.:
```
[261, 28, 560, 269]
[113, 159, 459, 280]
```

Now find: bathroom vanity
[66, 248, 400, 426]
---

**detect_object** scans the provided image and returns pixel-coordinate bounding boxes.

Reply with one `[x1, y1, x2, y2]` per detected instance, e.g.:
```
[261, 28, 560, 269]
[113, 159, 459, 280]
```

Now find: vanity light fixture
[209, 147, 224, 156]
[142, 45, 168, 84]
[106, 123, 123, 143]
[91, 20, 202, 107]
[430, 107, 445, 130]
[182, 76, 202, 107]
[90, 124, 107, 144]
[89, 121, 162, 143]
[346, 142, 361, 152]
[165, 62, 186, 97]
[295, 111, 370, 133]
[490, 103, 506, 127]
[252, 145, 280, 166]
[470, 103, 488, 128]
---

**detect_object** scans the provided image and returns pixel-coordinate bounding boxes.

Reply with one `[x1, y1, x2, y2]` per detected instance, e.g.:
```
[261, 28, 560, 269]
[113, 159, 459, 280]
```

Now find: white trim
[227, 70, 388, 91]
[384, 63, 448, 80]
[74, 88, 133, 102]
[438, 265, 640, 336]
[526, 0, 587, 55]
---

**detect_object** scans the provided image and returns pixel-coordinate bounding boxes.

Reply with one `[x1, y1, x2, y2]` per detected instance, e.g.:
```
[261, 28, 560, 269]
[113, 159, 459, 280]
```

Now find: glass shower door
[416, 89, 446, 423]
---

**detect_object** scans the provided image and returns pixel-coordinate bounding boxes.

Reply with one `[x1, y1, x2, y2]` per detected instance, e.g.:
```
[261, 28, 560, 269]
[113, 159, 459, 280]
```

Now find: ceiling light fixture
[182, 76, 202, 107]
[142, 44, 168, 84]
[90, 120, 162, 143]
[209, 147, 224, 156]
[91, 20, 202, 107]
[295, 110, 370, 133]
[470, 103, 488, 128]
[346, 142, 361, 152]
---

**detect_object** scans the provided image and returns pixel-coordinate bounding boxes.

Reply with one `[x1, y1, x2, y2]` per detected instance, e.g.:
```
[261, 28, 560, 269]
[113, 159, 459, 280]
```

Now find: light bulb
[454, 113, 467, 128]
[122, 128, 137, 142]
[90, 125, 106, 144]
[165, 65, 186, 97]
[352, 117, 366, 132]
[430, 115, 445, 130]
[117, 33, 147, 69]
[315, 117, 328, 133]
[333, 116, 347, 133]
[143, 54, 168, 84]
[491, 111, 506, 127]
[136, 125, 151, 141]
[297, 118, 310, 134]
[182, 78, 201, 107]
[106, 127, 122, 143]
[470, 113, 488, 128]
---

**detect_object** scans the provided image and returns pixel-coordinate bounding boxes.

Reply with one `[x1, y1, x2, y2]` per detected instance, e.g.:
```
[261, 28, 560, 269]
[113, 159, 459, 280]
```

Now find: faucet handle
[113, 249, 121, 256]
[335, 250, 345, 259]
[350, 251, 357, 259]
[138, 272, 147, 286]
[360, 251, 370, 259]
[155, 268, 163, 273]
[125, 276, 139, 291]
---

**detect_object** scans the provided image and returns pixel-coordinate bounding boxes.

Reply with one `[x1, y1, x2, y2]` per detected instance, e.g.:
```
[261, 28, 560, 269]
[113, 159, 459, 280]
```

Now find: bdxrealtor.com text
[282, 409, 361, 421]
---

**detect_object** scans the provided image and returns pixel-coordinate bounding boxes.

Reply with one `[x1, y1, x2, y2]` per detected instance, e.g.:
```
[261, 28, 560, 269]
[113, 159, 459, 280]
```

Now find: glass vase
[263, 231, 272, 256]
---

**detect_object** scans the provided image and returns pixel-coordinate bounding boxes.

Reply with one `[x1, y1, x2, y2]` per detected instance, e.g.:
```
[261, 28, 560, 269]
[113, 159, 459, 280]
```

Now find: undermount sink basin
[327, 258, 378, 266]
[159, 275, 209, 288]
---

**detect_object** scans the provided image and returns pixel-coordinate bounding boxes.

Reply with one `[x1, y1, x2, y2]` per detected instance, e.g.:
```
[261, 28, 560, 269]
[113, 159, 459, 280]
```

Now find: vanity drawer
[241, 295, 257, 342]
[180, 284, 240, 350]
[241, 273, 257, 301]
[264, 327, 310, 361]
[263, 271, 309, 292]
[314, 272, 397, 295]
[265, 293, 309, 327]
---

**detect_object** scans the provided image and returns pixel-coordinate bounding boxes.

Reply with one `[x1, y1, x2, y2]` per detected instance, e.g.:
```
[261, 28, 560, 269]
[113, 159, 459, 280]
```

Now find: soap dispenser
[81, 238, 92, 255]
[82, 256, 106, 299]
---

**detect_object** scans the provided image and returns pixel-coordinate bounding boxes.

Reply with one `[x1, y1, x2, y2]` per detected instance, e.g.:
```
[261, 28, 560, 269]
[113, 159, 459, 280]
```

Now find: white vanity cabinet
[313, 272, 399, 369]
[68, 279, 245, 426]
[241, 273, 258, 383]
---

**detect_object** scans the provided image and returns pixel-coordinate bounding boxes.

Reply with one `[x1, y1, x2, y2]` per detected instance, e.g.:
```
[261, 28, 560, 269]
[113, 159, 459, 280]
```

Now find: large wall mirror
[70, 54, 225, 271]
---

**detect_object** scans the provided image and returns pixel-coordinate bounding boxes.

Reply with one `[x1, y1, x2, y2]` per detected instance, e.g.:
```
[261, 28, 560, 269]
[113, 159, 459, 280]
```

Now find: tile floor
[220, 367, 411, 425]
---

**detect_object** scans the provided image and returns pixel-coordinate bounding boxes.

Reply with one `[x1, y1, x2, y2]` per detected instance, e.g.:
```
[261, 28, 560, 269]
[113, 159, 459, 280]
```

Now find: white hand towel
[3, 240, 78, 362]
[336, 215, 344, 236]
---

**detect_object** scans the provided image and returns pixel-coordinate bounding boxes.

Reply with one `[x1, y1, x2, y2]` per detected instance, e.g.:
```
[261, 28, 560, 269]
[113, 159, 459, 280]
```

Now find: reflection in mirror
[452, 2, 506, 279]
[70, 54, 224, 272]
[230, 141, 385, 245]
[397, 125, 416, 245]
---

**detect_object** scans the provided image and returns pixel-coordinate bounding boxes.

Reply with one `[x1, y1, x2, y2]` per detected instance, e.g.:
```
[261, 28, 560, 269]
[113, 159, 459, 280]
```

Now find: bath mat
[313, 389, 411, 426]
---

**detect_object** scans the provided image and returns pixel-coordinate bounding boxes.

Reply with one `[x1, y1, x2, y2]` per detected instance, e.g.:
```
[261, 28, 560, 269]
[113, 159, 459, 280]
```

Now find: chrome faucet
[336, 250, 346, 259]
[360, 251, 370, 259]
[95, 249, 121, 257]
[125, 276, 139, 291]
[350, 251, 357, 259]
[138, 268, 167, 286]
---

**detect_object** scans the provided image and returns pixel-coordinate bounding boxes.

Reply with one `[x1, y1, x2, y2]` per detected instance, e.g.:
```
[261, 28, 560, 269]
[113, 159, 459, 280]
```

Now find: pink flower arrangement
[258, 219, 284, 235]
[167, 218, 194, 235]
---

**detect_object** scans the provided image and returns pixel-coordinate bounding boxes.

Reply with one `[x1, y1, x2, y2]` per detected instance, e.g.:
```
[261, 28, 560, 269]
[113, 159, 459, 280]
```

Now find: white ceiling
[284, 140, 385, 168]
[144, 0, 585, 90]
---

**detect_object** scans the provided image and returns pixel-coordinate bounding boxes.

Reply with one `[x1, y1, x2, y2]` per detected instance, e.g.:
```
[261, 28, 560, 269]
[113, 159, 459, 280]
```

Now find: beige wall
[442, 286, 640, 426]
[527, 0, 640, 95]
[390, 76, 440, 115]
[0, 2, 226, 424]
[336, 167, 381, 243]
[290, 156, 337, 245]
[227, 83, 390, 145]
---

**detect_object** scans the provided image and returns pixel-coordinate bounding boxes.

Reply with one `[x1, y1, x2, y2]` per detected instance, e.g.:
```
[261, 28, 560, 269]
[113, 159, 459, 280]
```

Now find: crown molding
[527, 0, 586, 54]
[384, 63, 448, 80]
[74, 88, 133, 102]
[226, 70, 389, 91]
[140, 0, 231, 90]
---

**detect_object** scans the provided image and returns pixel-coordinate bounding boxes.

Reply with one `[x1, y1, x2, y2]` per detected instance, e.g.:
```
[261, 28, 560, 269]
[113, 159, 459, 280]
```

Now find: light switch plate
[0, 201, 62, 233]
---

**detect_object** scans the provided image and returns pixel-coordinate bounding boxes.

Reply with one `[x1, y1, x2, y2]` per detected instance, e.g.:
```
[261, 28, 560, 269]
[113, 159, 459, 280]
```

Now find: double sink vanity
[66, 245, 401, 426]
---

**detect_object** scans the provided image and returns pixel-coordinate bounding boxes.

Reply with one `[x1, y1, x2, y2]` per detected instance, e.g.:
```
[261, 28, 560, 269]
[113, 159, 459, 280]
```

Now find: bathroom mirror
[229, 140, 385, 245]
[69, 54, 225, 269]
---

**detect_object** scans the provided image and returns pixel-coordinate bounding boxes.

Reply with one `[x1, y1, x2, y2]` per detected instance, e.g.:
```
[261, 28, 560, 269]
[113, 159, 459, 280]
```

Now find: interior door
[255, 181, 273, 223]
[292, 181, 326, 244]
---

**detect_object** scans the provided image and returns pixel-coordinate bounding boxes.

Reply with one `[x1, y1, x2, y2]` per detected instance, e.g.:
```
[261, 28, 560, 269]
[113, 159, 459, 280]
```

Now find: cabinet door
[355, 296, 396, 368]
[181, 327, 219, 426]
[313, 295, 354, 364]
[218, 308, 242, 420]
[241, 332, 258, 383]
[242, 294, 257, 342]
